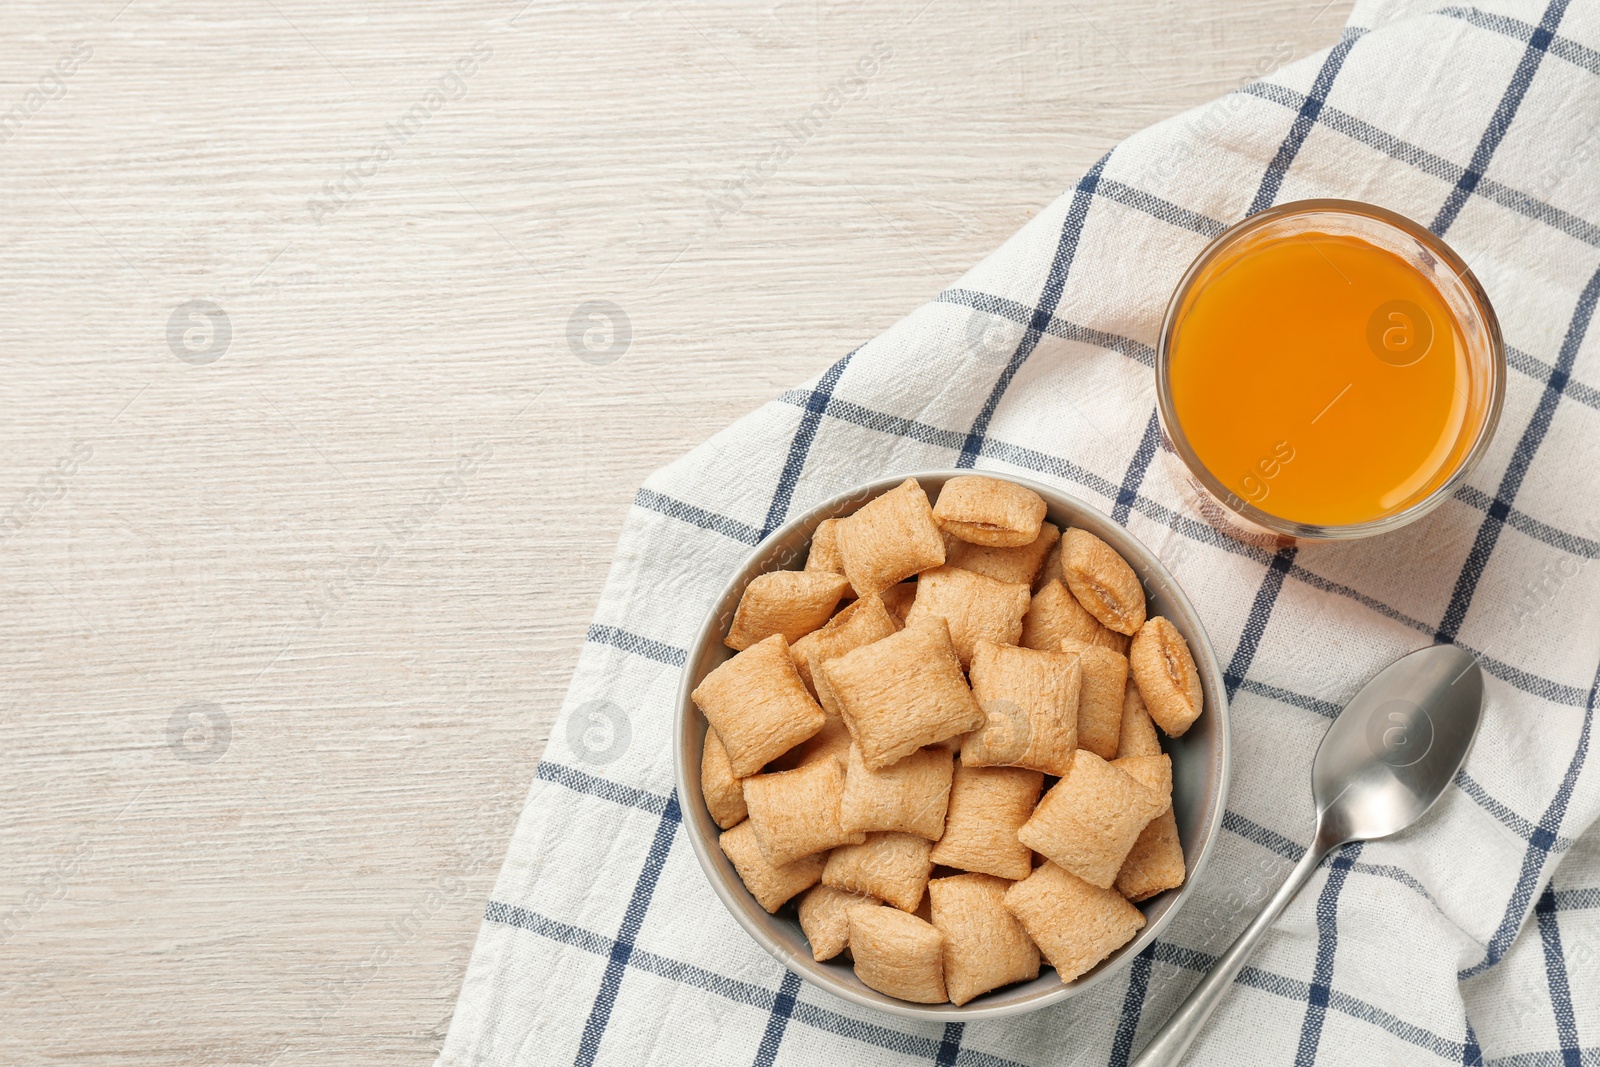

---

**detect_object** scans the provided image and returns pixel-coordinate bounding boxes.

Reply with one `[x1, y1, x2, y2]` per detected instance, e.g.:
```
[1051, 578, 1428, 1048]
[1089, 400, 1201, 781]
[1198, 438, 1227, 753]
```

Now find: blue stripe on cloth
[484, 901, 1033, 1067]
[1455, 485, 1600, 559]
[957, 153, 1109, 467]
[1431, 0, 1568, 235]
[1347, 862, 1437, 907]
[935, 1022, 964, 1066]
[1112, 410, 1162, 527]
[775, 389, 971, 451]
[1461, 658, 1598, 979]
[1293, 843, 1364, 1067]
[536, 760, 676, 817]
[1552, 887, 1600, 911]
[761, 352, 853, 538]
[1240, 80, 1600, 252]
[1241, 955, 1470, 1061]
[1533, 885, 1583, 1065]
[1508, 346, 1600, 412]
[1108, 944, 1158, 1067]
[1439, 5, 1600, 75]
[1464, 653, 1593, 709]
[1438, 261, 1600, 645]
[968, 431, 1131, 502]
[1457, 771, 1578, 852]
[573, 791, 683, 1067]
[1140, 939, 1474, 1060]
[1249, 27, 1366, 215]
[1223, 809, 1303, 860]
[634, 487, 763, 545]
[1464, 1019, 1484, 1067]
[586, 624, 687, 667]
[1094, 179, 1228, 237]
[1483, 1049, 1600, 1066]
[934, 287, 1158, 367]
[1222, 547, 1298, 701]
[1236, 677, 1342, 719]
[1221, 810, 1440, 909]
[1154, 939, 1217, 973]
[751, 970, 801, 1067]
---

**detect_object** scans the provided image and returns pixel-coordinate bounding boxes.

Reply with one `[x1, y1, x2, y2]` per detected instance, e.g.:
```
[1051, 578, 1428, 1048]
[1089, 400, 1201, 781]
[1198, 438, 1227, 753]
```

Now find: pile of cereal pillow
[695, 476, 1204, 1005]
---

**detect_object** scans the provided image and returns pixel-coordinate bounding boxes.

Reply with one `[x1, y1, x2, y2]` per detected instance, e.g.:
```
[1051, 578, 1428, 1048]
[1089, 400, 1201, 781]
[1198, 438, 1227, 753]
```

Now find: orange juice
[1166, 225, 1491, 529]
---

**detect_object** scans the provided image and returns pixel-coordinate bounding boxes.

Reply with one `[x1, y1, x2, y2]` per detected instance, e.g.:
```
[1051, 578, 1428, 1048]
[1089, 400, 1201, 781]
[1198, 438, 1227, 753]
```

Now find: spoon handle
[1129, 835, 1335, 1066]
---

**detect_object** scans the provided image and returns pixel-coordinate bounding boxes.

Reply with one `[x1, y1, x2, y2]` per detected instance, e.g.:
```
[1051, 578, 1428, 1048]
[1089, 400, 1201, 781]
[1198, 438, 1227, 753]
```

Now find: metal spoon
[1131, 644, 1486, 1066]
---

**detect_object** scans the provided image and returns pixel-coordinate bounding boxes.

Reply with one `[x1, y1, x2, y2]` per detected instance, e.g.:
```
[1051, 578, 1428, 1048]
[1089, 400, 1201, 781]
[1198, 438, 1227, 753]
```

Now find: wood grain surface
[0, 1, 1350, 1062]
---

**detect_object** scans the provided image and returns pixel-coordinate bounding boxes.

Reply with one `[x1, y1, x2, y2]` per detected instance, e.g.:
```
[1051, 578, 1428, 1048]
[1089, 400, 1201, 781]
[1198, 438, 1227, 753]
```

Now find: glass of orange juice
[1157, 199, 1505, 542]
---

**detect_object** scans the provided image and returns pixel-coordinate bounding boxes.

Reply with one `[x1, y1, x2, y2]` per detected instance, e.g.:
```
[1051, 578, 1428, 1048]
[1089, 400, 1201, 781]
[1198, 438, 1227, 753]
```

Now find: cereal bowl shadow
[674, 471, 1231, 1021]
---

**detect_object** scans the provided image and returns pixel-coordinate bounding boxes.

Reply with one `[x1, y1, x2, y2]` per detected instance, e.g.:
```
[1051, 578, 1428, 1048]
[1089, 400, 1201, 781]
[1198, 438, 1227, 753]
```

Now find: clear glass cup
[1156, 199, 1505, 544]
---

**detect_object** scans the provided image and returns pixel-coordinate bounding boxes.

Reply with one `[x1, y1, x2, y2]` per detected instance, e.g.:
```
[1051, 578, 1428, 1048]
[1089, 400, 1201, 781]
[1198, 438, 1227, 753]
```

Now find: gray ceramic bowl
[674, 471, 1230, 1020]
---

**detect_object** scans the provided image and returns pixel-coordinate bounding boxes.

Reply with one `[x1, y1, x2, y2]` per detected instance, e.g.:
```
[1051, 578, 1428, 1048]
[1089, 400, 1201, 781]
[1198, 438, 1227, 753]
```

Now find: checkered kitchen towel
[438, 0, 1600, 1063]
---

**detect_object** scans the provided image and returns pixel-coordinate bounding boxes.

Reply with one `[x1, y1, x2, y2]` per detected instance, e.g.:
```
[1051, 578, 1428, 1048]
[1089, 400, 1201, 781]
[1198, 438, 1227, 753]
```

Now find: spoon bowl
[1312, 644, 1485, 843]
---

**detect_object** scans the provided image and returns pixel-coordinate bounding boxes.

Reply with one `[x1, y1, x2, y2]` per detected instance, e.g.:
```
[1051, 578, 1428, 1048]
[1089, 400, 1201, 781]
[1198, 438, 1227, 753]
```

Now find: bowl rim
[673, 469, 1232, 1021]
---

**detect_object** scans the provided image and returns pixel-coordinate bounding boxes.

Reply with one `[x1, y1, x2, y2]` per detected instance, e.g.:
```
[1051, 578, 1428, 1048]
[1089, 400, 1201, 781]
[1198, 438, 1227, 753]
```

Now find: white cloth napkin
[438, 0, 1600, 1062]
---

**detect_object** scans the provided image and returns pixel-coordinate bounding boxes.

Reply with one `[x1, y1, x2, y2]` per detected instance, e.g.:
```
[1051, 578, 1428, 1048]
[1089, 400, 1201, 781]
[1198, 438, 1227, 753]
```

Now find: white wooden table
[0, 1, 1350, 1061]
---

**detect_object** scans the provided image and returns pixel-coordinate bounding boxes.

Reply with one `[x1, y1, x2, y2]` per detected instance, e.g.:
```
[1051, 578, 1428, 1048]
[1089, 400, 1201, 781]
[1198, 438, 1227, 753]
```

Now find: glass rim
[1155, 198, 1507, 542]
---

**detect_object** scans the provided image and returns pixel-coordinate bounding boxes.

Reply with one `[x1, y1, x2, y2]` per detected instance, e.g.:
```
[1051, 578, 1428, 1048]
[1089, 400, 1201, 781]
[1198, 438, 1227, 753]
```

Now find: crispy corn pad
[1062, 640, 1128, 760]
[1130, 616, 1204, 737]
[929, 762, 1043, 881]
[823, 831, 935, 912]
[928, 873, 1042, 1005]
[701, 729, 748, 829]
[1034, 535, 1064, 592]
[816, 617, 984, 770]
[805, 518, 846, 574]
[1111, 754, 1172, 801]
[1117, 683, 1163, 758]
[947, 521, 1060, 587]
[840, 744, 954, 840]
[962, 639, 1080, 776]
[1020, 579, 1127, 654]
[1109, 752, 1183, 899]
[790, 593, 900, 691]
[766, 713, 854, 772]
[933, 475, 1049, 548]
[1061, 528, 1147, 636]
[903, 565, 1030, 668]
[742, 757, 864, 866]
[1017, 750, 1166, 888]
[836, 478, 946, 596]
[725, 570, 852, 651]
[1003, 861, 1146, 982]
[1115, 807, 1186, 902]
[847, 905, 948, 1003]
[879, 581, 918, 621]
[719, 820, 825, 913]
[692, 634, 825, 777]
[797, 884, 880, 961]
